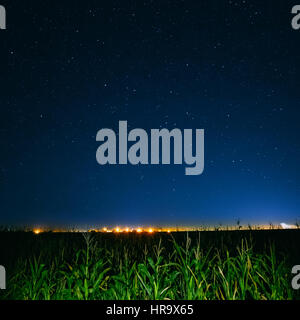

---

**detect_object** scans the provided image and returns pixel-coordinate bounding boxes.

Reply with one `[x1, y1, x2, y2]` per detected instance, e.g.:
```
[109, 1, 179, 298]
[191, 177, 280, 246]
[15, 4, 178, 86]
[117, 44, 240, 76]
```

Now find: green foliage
[2, 232, 297, 300]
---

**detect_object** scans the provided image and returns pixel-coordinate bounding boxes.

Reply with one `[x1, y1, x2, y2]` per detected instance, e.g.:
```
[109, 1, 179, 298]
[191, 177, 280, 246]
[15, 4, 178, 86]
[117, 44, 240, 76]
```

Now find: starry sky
[1, 0, 300, 228]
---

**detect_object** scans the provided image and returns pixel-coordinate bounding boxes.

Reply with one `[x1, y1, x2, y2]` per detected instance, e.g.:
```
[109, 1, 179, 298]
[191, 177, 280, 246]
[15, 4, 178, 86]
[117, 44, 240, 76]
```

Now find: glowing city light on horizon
[29, 224, 293, 234]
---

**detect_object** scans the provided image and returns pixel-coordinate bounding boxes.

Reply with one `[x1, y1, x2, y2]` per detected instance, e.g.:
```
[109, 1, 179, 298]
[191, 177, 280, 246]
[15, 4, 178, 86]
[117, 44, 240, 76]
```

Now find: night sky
[1, 0, 300, 228]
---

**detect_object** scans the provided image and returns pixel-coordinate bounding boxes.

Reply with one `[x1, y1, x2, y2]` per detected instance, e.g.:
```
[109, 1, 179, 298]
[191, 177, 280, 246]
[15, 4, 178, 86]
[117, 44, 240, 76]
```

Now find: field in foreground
[0, 230, 300, 300]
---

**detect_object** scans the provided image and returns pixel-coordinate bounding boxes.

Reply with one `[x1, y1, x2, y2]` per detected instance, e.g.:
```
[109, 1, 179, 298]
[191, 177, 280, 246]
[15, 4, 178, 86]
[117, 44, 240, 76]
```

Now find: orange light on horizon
[148, 228, 154, 233]
[102, 227, 108, 232]
[115, 227, 121, 233]
[125, 227, 130, 232]
[136, 228, 142, 233]
[33, 229, 41, 235]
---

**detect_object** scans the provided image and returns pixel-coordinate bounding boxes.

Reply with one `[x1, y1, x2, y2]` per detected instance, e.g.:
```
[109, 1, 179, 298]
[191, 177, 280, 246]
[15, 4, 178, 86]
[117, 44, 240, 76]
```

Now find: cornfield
[0, 230, 299, 300]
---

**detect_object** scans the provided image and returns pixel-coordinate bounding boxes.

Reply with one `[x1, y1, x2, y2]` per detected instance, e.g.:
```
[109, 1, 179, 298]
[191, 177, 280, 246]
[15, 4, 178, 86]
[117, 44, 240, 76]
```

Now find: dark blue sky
[1, 0, 300, 227]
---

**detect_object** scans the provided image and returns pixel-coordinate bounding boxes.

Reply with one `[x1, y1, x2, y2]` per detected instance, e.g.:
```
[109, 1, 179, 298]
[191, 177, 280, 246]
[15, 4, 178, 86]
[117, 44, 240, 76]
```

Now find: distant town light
[33, 229, 41, 235]
[136, 228, 142, 233]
